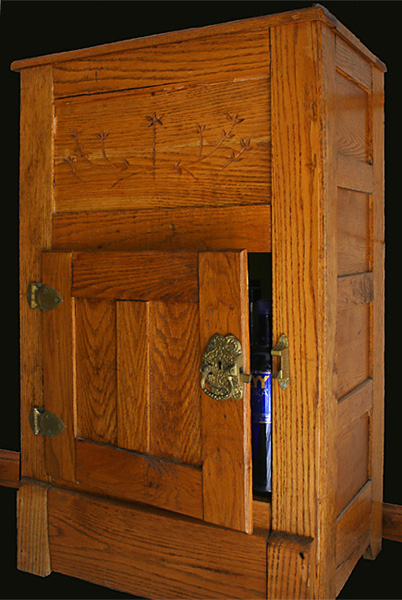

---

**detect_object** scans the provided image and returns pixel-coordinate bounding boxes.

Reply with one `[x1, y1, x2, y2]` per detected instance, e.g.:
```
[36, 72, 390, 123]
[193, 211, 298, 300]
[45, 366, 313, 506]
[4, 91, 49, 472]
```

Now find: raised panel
[336, 71, 371, 162]
[336, 303, 370, 400]
[75, 298, 117, 445]
[116, 301, 150, 453]
[337, 188, 371, 277]
[54, 79, 270, 212]
[149, 301, 202, 466]
[336, 412, 369, 515]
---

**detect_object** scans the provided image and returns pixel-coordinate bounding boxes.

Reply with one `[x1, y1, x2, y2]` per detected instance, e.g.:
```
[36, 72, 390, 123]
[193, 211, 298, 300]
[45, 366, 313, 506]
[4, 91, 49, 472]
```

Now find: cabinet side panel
[19, 66, 54, 481]
[334, 34, 384, 579]
[17, 480, 51, 576]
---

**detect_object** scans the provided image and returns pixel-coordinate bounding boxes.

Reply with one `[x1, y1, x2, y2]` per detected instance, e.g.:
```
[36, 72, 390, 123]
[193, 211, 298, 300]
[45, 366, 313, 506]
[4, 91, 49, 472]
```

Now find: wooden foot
[17, 480, 51, 577]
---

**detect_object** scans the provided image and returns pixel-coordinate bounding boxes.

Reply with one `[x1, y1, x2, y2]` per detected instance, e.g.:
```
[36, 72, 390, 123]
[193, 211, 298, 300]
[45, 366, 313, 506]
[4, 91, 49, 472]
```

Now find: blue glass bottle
[250, 299, 272, 496]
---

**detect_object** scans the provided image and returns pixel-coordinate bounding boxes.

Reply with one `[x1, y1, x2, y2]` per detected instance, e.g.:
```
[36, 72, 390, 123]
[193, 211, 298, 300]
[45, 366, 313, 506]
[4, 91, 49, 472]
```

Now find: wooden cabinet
[3, 5, 386, 598]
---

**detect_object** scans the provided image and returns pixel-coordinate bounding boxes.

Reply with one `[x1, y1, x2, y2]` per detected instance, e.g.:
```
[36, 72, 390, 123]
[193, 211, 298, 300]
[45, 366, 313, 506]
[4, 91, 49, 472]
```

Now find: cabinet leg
[17, 479, 51, 577]
[267, 531, 315, 599]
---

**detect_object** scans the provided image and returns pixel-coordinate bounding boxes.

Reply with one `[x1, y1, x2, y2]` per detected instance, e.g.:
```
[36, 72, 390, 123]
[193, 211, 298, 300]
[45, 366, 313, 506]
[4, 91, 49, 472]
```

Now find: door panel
[42, 249, 252, 532]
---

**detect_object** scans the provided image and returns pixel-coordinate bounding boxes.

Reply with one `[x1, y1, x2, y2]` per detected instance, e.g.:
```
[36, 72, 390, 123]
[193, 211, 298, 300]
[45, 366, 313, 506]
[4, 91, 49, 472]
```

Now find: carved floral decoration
[61, 112, 252, 187]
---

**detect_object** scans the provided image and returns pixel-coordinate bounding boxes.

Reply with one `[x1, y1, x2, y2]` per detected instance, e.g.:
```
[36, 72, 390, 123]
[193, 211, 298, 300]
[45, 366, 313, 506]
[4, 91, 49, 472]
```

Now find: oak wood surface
[75, 439, 203, 519]
[337, 272, 374, 311]
[336, 71, 371, 162]
[52, 205, 272, 253]
[19, 66, 54, 482]
[149, 301, 202, 466]
[0, 450, 20, 488]
[54, 78, 270, 212]
[335, 482, 371, 597]
[72, 250, 199, 302]
[10, 6, 385, 73]
[270, 26, 340, 599]
[116, 301, 150, 453]
[335, 36, 372, 90]
[336, 303, 370, 400]
[382, 503, 402, 543]
[42, 252, 76, 482]
[75, 298, 117, 445]
[337, 188, 371, 277]
[48, 486, 267, 599]
[199, 251, 252, 534]
[366, 64, 385, 560]
[337, 380, 373, 435]
[17, 480, 51, 577]
[267, 531, 314, 600]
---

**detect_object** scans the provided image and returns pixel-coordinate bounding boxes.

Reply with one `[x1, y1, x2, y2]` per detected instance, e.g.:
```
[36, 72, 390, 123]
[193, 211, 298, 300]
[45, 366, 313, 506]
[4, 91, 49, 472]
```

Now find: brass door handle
[200, 333, 251, 401]
[271, 334, 290, 389]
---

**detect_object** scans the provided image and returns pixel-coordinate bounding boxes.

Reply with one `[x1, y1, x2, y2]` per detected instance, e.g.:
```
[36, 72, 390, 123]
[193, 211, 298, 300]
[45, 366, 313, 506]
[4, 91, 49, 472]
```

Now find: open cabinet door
[39, 250, 252, 533]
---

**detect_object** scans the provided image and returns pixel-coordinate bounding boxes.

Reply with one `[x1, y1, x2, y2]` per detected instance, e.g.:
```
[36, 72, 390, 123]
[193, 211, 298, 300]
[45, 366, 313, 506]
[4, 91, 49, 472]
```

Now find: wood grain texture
[17, 480, 51, 577]
[54, 78, 270, 212]
[11, 6, 385, 74]
[337, 272, 374, 311]
[382, 503, 402, 543]
[270, 21, 339, 598]
[48, 485, 267, 599]
[116, 301, 150, 453]
[0, 450, 20, 488]
[42, 252, 75, 482]
[337, 188, 371, 276]
[336, 303, 370, 400]
[336, 37, 372, 90]
[75, 439, 203, 520]
[72, 251, 198, 302]
[335, 482, 371, 596]
[199, 250, 252, 533]
[365, 66, 385, 560]
[75, 298, 117, 445]
[336, 154, 373, 194]
[337, 380, 373, 435]
[267, 532, 314, 599]
[336, 413, 369, 515]
[149, 302, 201, 466]
[52, 205, 272, 253]
[52, 29, 270, 97]
[336, 70, 371, 163]
[19, 66, 54, 482]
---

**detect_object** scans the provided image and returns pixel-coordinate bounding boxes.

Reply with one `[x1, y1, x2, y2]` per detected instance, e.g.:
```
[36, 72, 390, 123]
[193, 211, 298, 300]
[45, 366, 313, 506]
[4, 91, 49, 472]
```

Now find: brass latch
[27, 282, 63, 311]
[200, 333, 251, 401]
[271, 334, 290, 389]
[29, 407, 66, 437]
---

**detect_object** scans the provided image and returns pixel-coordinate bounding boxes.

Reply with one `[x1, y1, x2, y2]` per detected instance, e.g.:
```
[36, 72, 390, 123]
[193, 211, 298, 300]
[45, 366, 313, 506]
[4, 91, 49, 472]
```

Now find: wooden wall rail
[0, 450, 20, 488]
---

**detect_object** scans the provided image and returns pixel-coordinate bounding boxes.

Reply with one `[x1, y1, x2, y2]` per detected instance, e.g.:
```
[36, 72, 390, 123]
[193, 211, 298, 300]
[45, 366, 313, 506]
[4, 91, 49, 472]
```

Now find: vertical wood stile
[42, 252, 75, 483]
[269, 21, 337, 598]
[19, 66, 54, 481]
[199, 251, 252, 534]
[17, 480, 51, 576]
[365, 66, 385, 559]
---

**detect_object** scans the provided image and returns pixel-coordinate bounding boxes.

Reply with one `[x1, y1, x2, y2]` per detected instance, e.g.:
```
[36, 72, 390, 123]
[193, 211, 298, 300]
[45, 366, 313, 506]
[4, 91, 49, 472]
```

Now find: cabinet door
[40, 250, 252, 533]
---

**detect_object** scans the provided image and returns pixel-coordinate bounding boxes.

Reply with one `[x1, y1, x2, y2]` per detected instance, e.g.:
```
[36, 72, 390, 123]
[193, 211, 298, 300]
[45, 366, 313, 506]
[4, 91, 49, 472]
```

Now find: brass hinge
[27, 282, 63, 311]
[29, 407, 66, 437]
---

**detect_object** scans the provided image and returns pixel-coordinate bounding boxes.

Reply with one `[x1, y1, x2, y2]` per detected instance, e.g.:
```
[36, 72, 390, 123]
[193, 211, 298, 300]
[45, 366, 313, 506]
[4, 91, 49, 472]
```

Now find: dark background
[0, 1, 401, 598]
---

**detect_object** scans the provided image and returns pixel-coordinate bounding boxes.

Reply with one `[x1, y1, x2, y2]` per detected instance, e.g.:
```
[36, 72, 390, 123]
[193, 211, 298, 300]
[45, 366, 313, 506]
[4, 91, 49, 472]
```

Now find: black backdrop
[0, 2, 401, 598]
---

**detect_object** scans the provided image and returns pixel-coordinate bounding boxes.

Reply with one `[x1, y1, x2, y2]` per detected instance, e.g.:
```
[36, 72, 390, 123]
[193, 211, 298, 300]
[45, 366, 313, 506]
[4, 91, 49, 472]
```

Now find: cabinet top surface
[11, 4, 386, 73]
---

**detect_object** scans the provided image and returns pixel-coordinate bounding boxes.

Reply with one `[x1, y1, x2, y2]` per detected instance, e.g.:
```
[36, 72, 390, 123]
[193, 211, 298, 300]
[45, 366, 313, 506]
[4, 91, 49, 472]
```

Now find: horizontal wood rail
[382, 503, 402, 543]
[0, 450, 20, 488]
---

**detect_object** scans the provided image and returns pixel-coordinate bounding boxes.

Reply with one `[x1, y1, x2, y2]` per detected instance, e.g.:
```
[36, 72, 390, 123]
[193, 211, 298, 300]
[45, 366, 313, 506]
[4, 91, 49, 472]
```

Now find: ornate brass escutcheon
[200, 333, 251, 401]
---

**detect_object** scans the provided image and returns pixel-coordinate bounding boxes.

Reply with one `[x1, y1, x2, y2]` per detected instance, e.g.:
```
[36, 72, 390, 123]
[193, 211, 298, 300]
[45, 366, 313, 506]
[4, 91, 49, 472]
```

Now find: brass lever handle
[271, 334, 290, 389]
